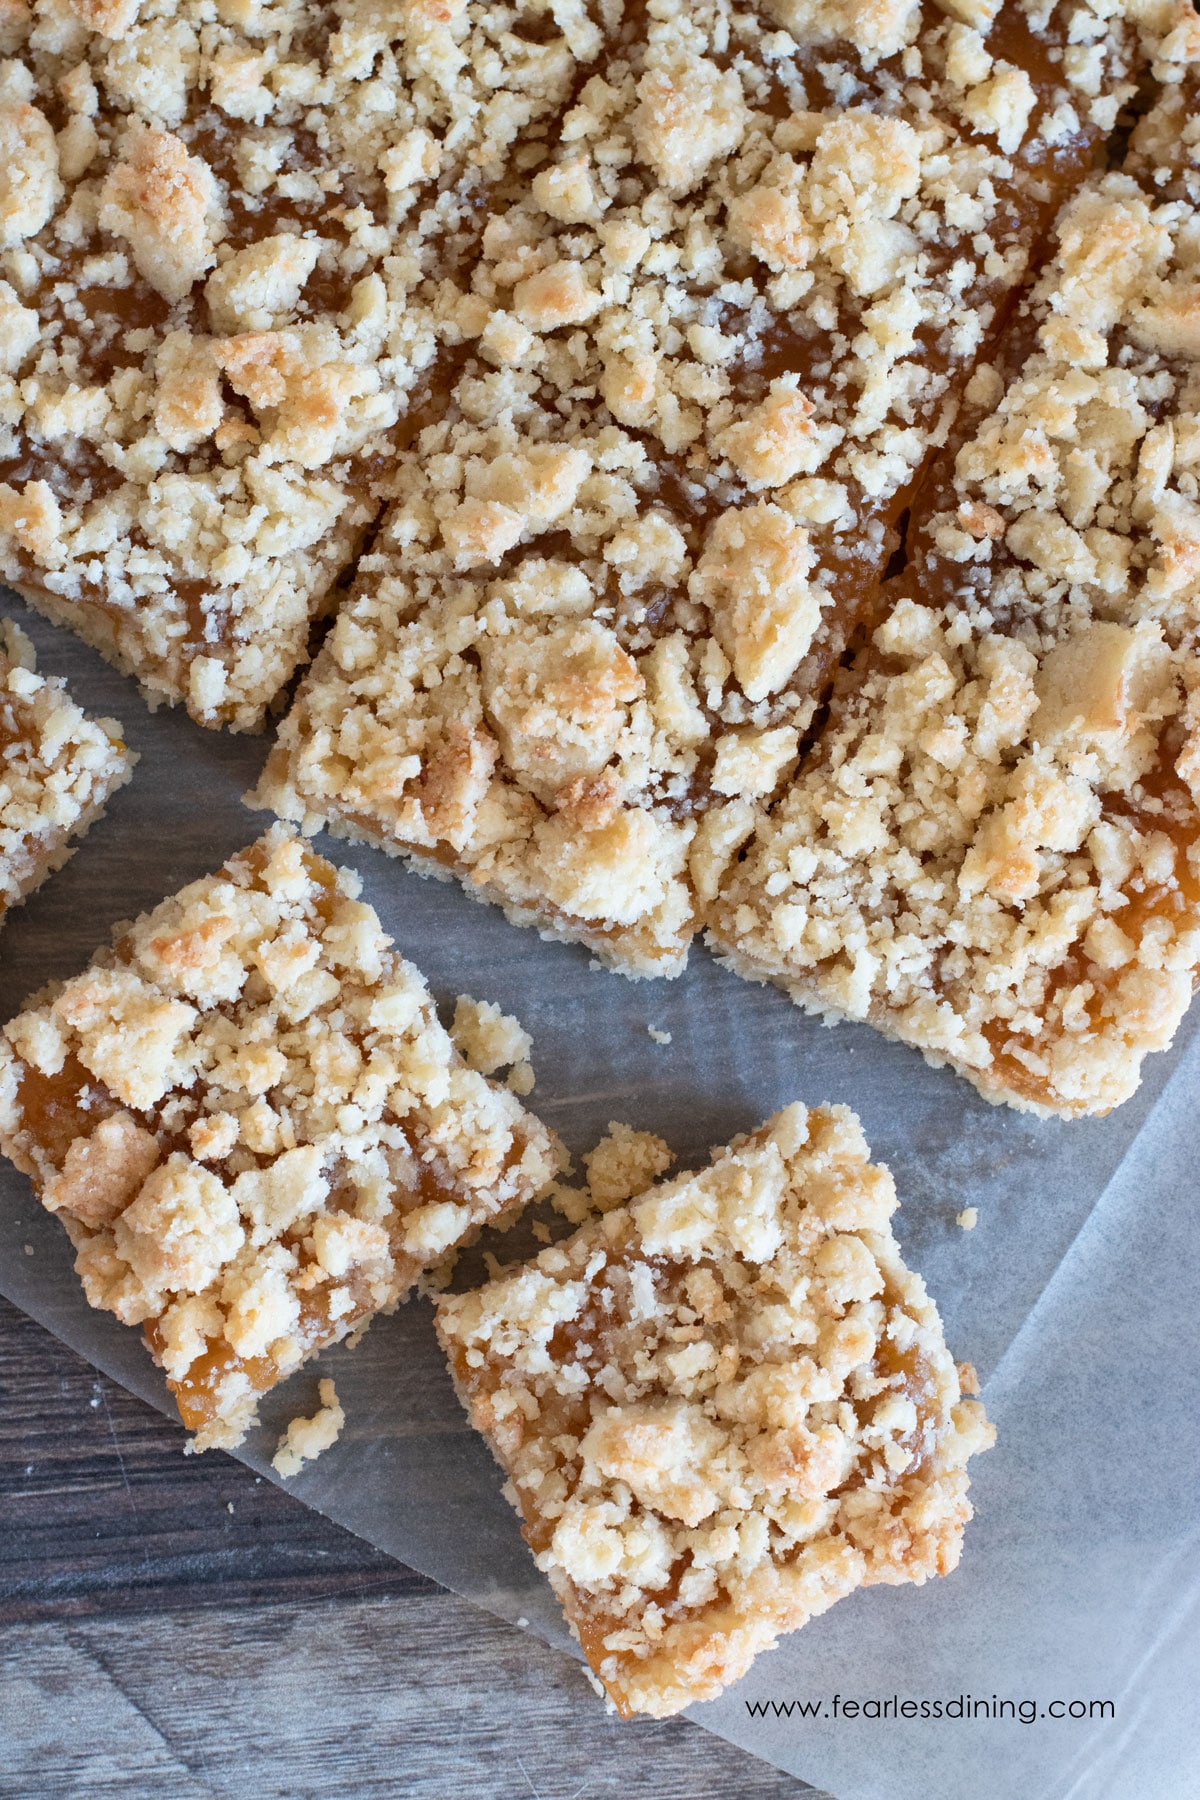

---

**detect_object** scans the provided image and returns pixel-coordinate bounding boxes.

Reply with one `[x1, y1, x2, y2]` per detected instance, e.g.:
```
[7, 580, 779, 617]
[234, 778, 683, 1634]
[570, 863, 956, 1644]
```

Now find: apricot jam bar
[0, 617, 134, 926]
[710, 168, 1200, 1117]
[0, 1, 611, 728]
[254, 0, 1186, 970]
[0, 824, 560, 1448]
[437, 1102, 993, 1719]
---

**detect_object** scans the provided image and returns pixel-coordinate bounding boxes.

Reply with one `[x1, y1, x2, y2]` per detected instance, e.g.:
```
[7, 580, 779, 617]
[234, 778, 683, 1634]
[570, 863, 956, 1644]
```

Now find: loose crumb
[957, 1208, 979, 1232]
[272, 1378, 345, 1479]
[647, 1027, 673, 1047]
[584, 1123, 674, 1214]
[451, 996, 533, 1074]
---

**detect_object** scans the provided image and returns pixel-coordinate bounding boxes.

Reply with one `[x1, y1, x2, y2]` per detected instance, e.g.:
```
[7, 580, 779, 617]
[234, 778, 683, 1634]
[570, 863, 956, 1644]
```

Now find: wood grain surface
[0, 1296, 827, 1798]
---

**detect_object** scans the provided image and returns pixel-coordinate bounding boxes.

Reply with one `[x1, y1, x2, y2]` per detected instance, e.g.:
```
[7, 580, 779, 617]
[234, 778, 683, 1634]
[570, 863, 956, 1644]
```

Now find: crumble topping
[710, 598, 1200, 1115]
[256, 0, 1181, 974]
[709, 157, 1200, 1116]
[0, 823, 560, 1447]
[450, 993, 535, 1094]
[0, 0, 610, 726]
[438, 1102, 993, 1717]
[0, 615, 135, 924]
[272, 1375, 344, 1476]
[583, 1120, 673, 1211]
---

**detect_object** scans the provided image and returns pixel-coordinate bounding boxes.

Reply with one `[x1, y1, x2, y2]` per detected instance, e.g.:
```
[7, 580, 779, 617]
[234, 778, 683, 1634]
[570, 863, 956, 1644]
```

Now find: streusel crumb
[272, 1376, 344, 1477]
[583, 1121, 673, 1213]
[711, 164, 1200, 1117]
[437, 1102, 993, 1718]
[0, 1, 609, 727]
[0, 824, 561, 1448]
[0, 618, 135, 926]
[255, 0, 1190, 966]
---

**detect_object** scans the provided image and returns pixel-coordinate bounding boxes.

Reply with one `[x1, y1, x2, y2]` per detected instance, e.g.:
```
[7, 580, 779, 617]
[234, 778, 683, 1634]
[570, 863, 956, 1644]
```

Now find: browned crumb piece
[1126, 37, 1200, 207]
[253, 0, 1186, 963]
[272, 1376, 344, 1477]
[0, 3, 610, 728]
[583, 1122, 673, 1212]
[437, 1102, 993, 1720]
[548, 1120, 674, 1226]
[0, 823, 561, 1449]
[450, 994, 534, 1096]
[710, 165, 1200, 1118]
[0, 618, 134, 925]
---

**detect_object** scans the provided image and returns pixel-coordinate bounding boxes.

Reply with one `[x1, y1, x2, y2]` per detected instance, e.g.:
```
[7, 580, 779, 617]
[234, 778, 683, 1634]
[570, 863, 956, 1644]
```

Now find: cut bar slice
[0, 0, 611, 726]
[437, 1102, 992, 1719]
[709, 598, 1200, 1115]
[0, 824, 561, 1448]
[255, 0, 1179, 965]
[709, 161, 1200, 1117]
[0, 617, 135, 926]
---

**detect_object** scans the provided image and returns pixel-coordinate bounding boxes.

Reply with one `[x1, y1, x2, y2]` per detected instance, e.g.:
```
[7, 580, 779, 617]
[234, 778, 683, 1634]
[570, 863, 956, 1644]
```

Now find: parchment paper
[2, 590, 1197, 1800]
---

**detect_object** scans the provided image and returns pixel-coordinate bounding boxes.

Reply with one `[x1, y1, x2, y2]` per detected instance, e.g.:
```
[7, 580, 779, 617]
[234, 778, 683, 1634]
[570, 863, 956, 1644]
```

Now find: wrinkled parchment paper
[2, 592, 1196, 1800]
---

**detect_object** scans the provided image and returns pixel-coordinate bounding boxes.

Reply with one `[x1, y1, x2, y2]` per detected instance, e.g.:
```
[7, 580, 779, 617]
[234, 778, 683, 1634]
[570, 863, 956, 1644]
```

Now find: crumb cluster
[0, 617, 134, 923]
[711, 165, 1200, 1115]
[0, 0, 609, 726]
[272, 1374, 344, 1476]
[0, 824, 561, 1447]
[258, 0, 1179, 969]
[246, 1, 1200, 1116]
[438, 1102, 993, 1717]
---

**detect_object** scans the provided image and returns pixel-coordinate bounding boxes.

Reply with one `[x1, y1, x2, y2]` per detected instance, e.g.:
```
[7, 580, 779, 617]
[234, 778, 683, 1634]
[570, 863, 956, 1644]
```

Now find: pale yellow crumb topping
[0, 617, 135, 919]
[437, 1102, 993, 1718]
[272, 1375, 345, 1476]
[0, 0, 609, 726]
[583, 1120, 673, 1212]
[255, 0, 1196, 989]
[709, 163, 1200, 1118]
[0, 822, 560, 1448]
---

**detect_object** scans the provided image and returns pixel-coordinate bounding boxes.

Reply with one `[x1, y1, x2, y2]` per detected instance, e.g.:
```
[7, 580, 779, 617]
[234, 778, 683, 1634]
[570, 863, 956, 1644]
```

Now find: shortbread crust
[0, 616, 134, 925]
[437, 1102, 993, 1718]
[0, 824, 561, 1447]
[709, 167, 1200, 1116]
[255, 0, 1191, 970]
[0, 0, 611, 726]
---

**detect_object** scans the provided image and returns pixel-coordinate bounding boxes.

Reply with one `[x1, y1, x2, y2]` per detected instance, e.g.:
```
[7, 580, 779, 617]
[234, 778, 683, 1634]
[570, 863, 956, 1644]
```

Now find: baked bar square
[0, 824, 560, 1448]
[711, 166, 1200, 1116]
[0, 616, 134, 927]
[710, 599, 1200, 1115]
[256, 0, 1189, 967]
[437, 1102, 992, 1718]
[0, 0, 610, 726]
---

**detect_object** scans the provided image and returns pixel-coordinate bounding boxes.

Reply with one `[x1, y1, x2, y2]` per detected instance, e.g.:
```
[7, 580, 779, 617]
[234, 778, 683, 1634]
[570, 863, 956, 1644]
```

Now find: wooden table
[0, 1295, 827, 1798]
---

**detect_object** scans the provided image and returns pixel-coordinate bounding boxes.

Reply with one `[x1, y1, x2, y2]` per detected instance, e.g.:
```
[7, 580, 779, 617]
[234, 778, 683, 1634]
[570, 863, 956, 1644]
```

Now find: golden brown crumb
[0, 825, 561, 1450]
[583, 1123, 674, 1213]
[438, 1102, 993, 1719]
[256, 0, 1185, 974]
[0, 619, 135, 926]
[0, 2, 607, 727]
